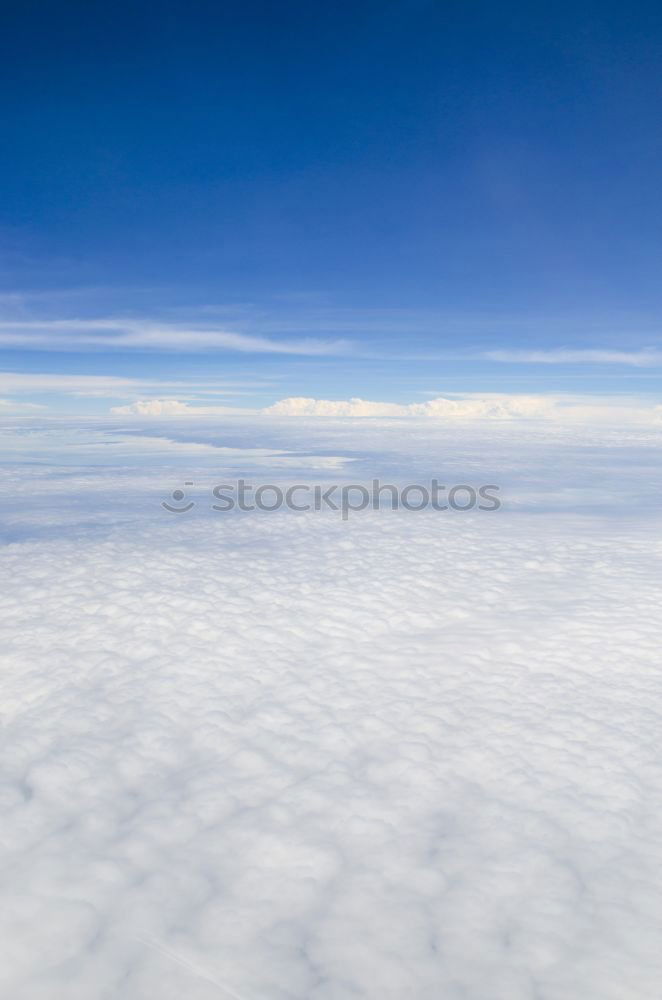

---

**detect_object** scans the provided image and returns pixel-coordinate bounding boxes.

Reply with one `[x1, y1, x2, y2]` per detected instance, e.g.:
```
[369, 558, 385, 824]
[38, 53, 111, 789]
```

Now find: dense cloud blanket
[1, 508, 661, 999]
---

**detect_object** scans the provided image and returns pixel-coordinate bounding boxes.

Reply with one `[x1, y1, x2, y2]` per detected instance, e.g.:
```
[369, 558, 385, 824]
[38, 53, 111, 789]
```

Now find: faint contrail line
[137, 935, 256, 1000]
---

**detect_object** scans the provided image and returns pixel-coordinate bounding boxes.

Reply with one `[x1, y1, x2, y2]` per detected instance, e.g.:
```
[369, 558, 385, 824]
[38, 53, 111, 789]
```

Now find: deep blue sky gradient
[1, 1, 662, 407]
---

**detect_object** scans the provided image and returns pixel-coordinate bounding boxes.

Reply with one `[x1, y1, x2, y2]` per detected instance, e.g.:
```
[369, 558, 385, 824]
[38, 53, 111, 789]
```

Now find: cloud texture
[1, 506, 662, 999]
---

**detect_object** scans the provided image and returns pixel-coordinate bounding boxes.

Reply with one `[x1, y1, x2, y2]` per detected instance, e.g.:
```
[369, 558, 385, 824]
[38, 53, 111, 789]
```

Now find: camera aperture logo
[162, 479, 501, 518]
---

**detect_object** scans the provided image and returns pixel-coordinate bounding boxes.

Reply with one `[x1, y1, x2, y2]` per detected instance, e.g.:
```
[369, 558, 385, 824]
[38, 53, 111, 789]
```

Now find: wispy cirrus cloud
[0, 318, 351, 355]
[0, 372, 156, 396]
[2, 302, 661, 367]
[0, 398, 46, 412]
[0, 372, 274, 401]
[483, 348, 662, 367]
[110, 398, 253, 416]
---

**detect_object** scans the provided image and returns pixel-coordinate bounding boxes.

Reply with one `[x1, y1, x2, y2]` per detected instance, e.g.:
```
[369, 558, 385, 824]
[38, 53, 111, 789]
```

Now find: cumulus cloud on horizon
[263, 395, 554, 418]
[108, 393, 662, 424]
[111, 393, 554, 420]
[116, 395, 552, 419]
[263, 394, 662, 424]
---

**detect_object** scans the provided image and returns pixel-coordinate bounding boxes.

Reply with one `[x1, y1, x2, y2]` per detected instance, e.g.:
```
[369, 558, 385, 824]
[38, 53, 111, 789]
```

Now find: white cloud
[484, 348, 662, 366]
[110, 398, 248, 416]
[0, 398, 45, 412]
[104, 393, 662, 425]
[261, 393, 662, 425]
[263, 394, 554, 417]
[0, 372, 147, 396]
[0, 372, 275, 410]
[110, 394, 560, 420]
[0, 318, 351, 355]
[1, 507, 661, 999]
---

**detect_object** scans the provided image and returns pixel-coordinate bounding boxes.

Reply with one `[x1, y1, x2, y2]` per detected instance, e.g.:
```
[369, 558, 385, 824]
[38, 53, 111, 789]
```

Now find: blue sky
[1, 0, 662, 412]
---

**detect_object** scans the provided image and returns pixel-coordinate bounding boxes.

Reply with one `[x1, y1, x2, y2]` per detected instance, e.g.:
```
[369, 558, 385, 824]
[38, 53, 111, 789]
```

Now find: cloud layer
[1, 509, 662, 999]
